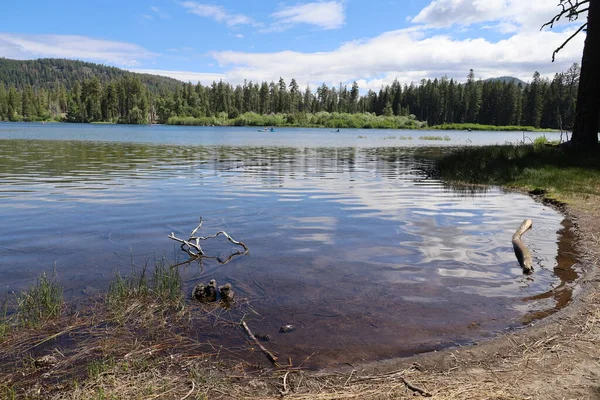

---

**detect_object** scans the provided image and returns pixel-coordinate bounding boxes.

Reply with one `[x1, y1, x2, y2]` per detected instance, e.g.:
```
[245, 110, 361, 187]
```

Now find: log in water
[512, 219, 534, 274]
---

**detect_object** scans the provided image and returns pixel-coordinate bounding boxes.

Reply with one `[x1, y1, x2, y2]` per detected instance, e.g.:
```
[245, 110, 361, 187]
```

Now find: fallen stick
[401, 377, 432, 397]
[512, 219, 534, 274]
[240, 320, 279, 365]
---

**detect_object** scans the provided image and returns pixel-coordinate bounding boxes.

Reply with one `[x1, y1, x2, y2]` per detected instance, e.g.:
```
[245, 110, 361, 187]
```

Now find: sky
[0, 0, 587, 90]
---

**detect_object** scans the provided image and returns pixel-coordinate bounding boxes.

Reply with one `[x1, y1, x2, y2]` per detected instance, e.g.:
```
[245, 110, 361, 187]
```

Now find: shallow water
[0, 123, 578, 367]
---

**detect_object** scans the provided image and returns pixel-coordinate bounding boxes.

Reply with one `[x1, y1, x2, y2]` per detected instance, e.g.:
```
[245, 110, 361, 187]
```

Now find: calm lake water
[0, 122, 578, 367]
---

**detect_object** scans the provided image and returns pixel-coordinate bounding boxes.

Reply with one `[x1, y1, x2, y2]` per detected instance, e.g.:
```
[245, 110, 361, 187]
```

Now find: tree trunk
[571, 0, 600, 151]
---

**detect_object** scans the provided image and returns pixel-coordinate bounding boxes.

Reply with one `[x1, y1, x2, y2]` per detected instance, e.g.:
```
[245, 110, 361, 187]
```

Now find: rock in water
[279, 324, 295, 333]
[219, 283, 235, 302]
[192, 279, 218, 303]
[205, 279, 217, 302]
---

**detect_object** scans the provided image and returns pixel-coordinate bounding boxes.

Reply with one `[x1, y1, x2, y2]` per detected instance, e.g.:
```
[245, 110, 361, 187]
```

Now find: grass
[435, 144, 600, 200]
[430, 123, 558, 132]
[420, 135, 451, 141]
[0, 301, 9, 338]
[0, 385, 16, 400]
[86, 357, 116, 379]
[16, 271, 63, 327]
[107, 258, 184, 317]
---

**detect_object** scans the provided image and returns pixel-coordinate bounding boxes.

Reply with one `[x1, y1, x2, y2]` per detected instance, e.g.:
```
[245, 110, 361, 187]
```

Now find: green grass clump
[420, 135, 446, 140]
[0, 301, 9, 338]
[435, 145, 600, 199]
[430, 123, 557, 132]
[107, 259, 183, 312]
[0, 385, 16, 400]
[87, 357, 116, 379]
[17, 272, 63, 326]
[400, 136, 413, 140]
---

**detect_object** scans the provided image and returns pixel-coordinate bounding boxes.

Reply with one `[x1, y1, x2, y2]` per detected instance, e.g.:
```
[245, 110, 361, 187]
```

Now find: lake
[0, 122, 578, 367]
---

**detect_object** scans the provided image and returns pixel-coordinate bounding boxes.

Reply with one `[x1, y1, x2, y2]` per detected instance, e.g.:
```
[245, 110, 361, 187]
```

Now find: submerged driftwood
[512, 219, 534, 274]
[168, 217, 249, 267]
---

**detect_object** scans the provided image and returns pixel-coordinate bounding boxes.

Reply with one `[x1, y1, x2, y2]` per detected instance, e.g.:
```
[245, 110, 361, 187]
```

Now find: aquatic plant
[107, 259, 183, 312]
[17, 271, 63, 326]
[420, 135, 445, 140]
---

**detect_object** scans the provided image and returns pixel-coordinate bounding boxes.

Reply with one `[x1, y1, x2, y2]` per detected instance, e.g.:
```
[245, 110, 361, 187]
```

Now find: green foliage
[430, 123, 556, 132]
[167, 111, 426, 129]
[436, 145, 600, 198]
[17, 271, 63, 326]
[533, 135, 549, 146]
[420, 135, 451, 140]
[0, 58, 581, 130]
[0, 58, 180, 92]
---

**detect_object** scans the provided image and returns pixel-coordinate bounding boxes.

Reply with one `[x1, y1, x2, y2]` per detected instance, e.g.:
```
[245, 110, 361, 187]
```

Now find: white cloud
[129, 68, 226, 83]
[270, 1, 345, 30]
[207, 26, 583, 90]
[180, 2, 257, 27]
[0, 33, 157, 67]
[412, 0, 583, 33]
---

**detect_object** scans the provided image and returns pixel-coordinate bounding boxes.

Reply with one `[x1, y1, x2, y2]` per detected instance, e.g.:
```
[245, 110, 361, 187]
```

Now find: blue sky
[0, 0, 585, 90]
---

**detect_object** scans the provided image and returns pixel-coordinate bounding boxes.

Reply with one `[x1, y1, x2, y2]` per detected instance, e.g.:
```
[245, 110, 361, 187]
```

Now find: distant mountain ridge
[484, 76, 527, 86]
[0, 58, 182, 93]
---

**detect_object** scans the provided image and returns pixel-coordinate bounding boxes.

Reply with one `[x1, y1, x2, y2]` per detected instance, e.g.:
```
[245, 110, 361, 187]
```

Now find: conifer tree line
[0, 63, 580, 130]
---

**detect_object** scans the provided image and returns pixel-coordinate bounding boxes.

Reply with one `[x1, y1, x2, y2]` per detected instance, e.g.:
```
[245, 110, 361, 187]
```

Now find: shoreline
[1, 146, 598, 399]
[0, 119, 559, 132]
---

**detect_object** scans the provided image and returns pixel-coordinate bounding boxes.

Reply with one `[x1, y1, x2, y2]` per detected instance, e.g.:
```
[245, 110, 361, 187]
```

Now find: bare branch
[241, 320, 279, 365]
[541, 0, 589, 29]
[168, 217, 249, 266]
[552, 22, 588, 61]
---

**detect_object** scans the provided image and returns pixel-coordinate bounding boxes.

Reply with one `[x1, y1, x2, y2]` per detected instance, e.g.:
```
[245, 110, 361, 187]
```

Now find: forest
[0, 58, 580, 130]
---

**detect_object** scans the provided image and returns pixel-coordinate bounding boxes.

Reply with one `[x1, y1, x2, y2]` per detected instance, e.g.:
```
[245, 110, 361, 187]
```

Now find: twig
[240, 320, 279, 365]
[401, 377, 432, 397]
[180, 381, 195, 400]
[280, 371, 290, 396]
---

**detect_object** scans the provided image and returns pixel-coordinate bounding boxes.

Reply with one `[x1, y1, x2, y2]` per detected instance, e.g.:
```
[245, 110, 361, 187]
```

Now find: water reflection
[0, 137, 579, 367]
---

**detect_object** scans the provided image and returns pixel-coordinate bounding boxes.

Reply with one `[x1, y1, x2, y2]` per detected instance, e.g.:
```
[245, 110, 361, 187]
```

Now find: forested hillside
[0, 58, 181, 92]
[0, 58, 580, 130]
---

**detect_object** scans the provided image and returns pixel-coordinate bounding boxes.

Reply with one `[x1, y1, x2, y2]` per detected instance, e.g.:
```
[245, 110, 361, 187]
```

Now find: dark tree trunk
[571, 0, 600, 151]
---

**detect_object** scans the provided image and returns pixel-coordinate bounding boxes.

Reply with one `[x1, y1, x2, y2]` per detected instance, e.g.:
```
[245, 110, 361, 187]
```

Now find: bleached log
[512, 219, 534, 274]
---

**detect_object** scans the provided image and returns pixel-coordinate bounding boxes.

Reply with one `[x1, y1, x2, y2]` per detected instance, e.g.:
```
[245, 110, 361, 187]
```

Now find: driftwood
[168, 217, 249, 265]
[512, 219, 534, 274]
[240, 321, 279, 365]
